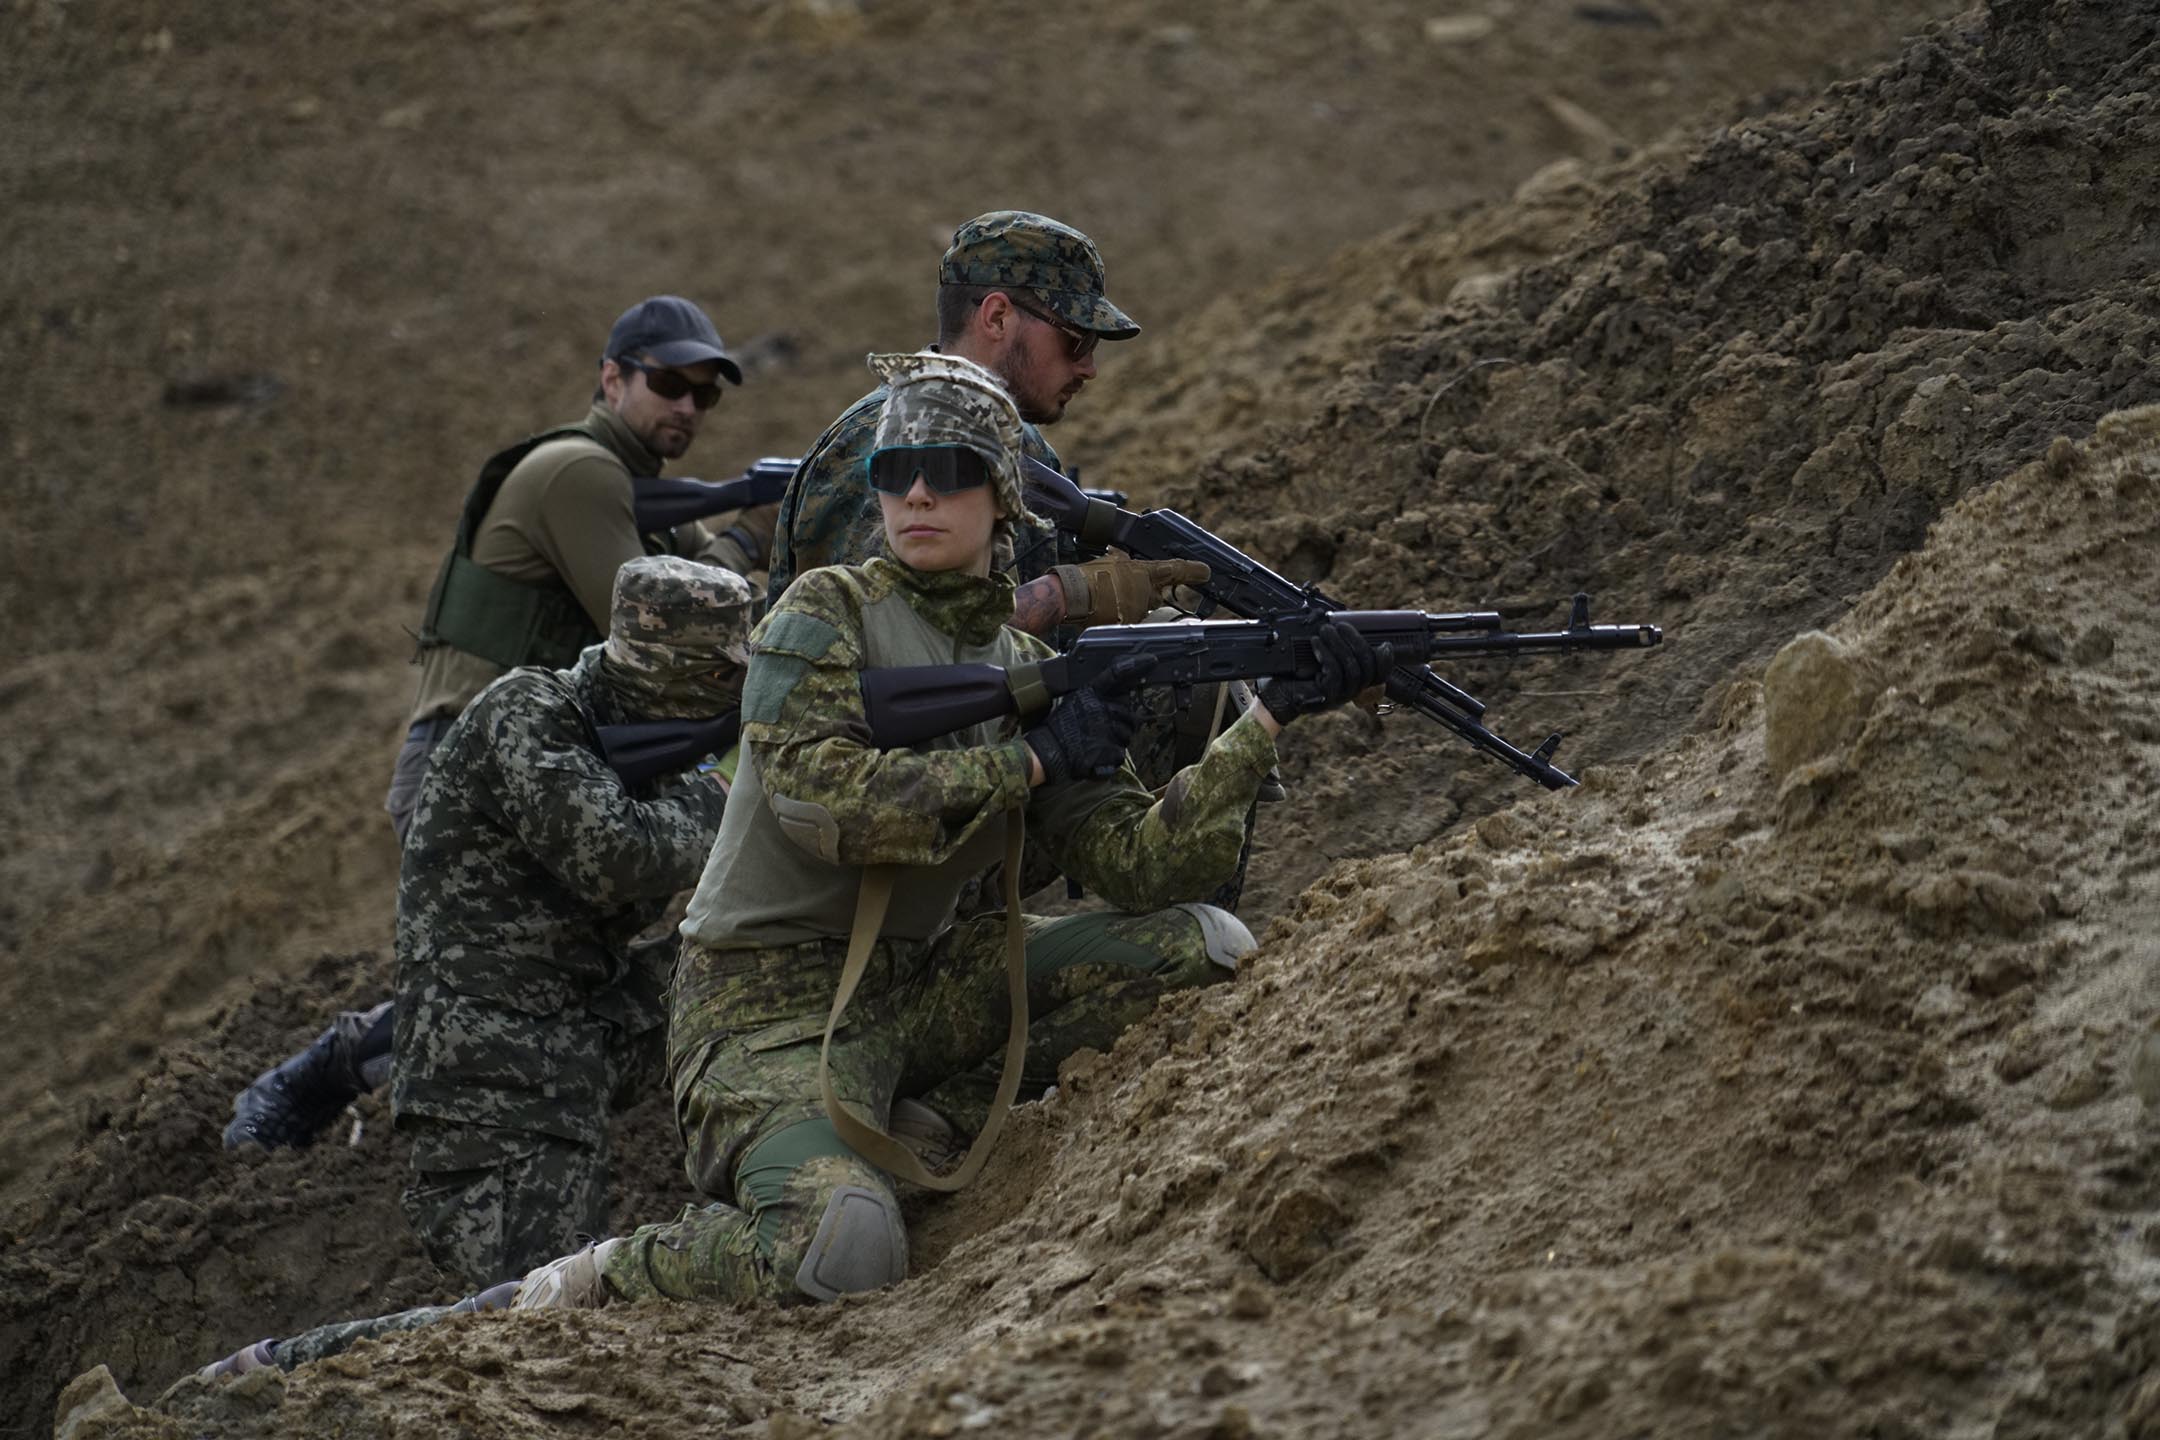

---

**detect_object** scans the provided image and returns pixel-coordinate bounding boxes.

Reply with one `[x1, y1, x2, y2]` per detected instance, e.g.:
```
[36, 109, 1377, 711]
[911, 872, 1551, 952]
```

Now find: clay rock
[54, 1366, 163, 1440]
[1763, 630, 1882, 779]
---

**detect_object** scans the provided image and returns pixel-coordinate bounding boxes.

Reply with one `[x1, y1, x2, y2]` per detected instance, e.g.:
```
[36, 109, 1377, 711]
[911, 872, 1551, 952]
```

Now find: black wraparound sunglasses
[615, 356, 725, 410]
[867, 445, 994, 496]
[997, 293, 1100, 362]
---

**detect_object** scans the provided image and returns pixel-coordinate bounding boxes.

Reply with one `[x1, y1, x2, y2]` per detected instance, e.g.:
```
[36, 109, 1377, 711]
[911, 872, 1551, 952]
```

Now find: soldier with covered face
[196, 354, 1382, 1381]
[392, 553, 755, 1287]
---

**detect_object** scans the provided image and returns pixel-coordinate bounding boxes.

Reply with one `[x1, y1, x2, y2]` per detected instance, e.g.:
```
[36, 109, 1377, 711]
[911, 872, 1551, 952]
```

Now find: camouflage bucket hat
[938, 210, 1140, 340]
[867, 350, 1031, 525]
[603, 555, 756, 718]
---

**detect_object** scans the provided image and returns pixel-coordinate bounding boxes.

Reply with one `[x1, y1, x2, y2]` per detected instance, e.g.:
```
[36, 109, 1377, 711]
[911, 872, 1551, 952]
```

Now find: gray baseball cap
[604, 296, 743, 385]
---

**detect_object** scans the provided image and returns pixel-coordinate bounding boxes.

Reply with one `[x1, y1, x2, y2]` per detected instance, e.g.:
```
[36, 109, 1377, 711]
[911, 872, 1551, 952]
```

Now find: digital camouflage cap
[867, 350, 1031, 527]
[602, 555, 756, 718]
[939, 211, 1140, 340]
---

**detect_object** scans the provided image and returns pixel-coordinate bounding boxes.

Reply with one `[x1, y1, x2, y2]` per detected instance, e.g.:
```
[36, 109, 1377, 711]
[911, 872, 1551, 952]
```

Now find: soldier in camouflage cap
[194, 558, 755, 1380]
[937, 209, 1140, 341]
[766, 209, 1138, 605]
[760, 215, 1270, 914]
[867, 349, 1032, 573]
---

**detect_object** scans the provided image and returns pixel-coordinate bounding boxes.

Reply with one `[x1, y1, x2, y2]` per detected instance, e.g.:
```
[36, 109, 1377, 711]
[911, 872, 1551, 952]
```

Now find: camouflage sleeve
[477, 685, 728, 908]
[1005, 426, 1068, 583]
[768, 398, 883, 604]
[741, 572, 1033, 867]
[1027, 707, 1277, 913]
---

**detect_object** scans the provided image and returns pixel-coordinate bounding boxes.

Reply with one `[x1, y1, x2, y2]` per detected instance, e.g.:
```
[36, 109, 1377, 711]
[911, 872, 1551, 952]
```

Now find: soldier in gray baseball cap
[603, 294, 746, 384]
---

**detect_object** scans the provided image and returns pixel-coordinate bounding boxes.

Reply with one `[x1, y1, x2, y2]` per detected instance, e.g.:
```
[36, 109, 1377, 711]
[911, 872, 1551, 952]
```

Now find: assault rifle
[631, 458, 797, 532]
[860, 605, 1658, 751]
[1022, 458, 1636, 789]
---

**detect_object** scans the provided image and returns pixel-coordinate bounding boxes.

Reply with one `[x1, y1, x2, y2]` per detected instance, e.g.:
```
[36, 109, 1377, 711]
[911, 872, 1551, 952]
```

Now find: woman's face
[877, 456, 1006, 575]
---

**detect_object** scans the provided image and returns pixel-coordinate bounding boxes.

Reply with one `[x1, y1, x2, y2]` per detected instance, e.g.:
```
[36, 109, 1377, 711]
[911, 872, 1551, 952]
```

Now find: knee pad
[1173, 902, 1257, 973]
[793, 1184, 907, 1302]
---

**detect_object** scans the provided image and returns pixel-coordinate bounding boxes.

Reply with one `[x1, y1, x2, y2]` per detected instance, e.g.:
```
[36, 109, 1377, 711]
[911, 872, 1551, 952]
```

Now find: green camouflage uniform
[390, 556, 754, 1289]
[765, 385, 1065, 604]
[591, 352, 1274, 1308]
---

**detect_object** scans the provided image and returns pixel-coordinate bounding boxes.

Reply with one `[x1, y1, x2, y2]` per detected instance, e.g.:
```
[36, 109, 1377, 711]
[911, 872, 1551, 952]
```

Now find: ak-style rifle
[1022, 458, 1650, 788]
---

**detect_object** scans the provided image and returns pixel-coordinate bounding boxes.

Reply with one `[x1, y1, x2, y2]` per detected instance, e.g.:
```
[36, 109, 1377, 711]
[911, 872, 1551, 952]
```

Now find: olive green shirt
[406, 403, 762, 725]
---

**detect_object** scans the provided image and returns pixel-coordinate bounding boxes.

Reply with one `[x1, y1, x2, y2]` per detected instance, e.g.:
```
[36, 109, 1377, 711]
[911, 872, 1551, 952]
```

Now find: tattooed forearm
[1007, 574, 1068, 637]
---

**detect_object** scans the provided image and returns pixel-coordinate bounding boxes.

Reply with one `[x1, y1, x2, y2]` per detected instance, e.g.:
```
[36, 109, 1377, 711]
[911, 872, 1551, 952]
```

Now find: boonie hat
[604, 296, 744, 386]
[938, 211, 1140, 341]
[868, 350, 1031, 527]
[603, 555, 756, 719]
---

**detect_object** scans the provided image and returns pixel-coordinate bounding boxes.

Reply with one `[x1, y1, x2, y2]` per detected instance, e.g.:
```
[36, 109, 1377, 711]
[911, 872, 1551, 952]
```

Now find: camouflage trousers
[267, 1289, 506, 1372]
[599, 904, 1240, 1306]
[391, 957, 669, 1289]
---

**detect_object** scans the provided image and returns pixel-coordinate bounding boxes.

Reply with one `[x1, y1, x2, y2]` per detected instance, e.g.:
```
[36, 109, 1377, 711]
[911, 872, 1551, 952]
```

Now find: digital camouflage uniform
[594, 353, 1275, 1309]
[390, 556, 755, 1289]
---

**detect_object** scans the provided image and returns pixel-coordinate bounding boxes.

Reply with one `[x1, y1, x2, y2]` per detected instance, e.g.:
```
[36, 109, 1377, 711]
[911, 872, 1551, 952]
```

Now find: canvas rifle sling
[818, 815, 1028, 1192]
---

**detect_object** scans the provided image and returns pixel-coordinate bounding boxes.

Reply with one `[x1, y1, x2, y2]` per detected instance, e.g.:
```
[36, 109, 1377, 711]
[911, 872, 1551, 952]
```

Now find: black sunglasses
[615, 356, 725, 410]
[998, 293, 1100, 362]
[867, 445, 994, 496]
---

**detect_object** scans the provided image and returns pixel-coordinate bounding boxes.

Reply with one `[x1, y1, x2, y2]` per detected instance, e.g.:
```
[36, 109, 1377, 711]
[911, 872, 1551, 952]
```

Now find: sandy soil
[22, 0, 2160, 1435]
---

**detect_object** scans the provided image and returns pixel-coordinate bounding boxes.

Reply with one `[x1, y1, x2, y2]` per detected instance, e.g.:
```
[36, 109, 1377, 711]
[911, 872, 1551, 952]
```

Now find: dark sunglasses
[998, 293, 1100, 362]
[615, 356, 725, 410]
[867, 445, 994, 496]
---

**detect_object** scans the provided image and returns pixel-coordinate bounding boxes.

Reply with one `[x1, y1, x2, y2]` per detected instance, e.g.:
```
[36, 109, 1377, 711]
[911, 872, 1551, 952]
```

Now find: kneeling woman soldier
[553, 348, 1388, 1310]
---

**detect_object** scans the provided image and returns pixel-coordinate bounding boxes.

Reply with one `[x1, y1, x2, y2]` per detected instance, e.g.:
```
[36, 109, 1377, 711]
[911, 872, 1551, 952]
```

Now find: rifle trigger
[1568, 593, 1591, 631]
[1531, 731, 1564, 765]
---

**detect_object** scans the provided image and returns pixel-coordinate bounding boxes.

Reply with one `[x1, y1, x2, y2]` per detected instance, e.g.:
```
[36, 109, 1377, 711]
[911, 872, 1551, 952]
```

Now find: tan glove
[1053, 555, 1212, 628]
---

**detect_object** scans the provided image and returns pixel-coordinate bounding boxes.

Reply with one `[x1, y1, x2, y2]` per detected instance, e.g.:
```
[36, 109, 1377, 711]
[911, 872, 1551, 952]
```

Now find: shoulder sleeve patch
[741, 652, 810, 728]
[754, 608, 843, 661]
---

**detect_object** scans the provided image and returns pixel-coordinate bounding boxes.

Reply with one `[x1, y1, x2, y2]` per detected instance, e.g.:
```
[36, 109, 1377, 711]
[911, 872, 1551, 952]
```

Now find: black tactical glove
[1025, 654, 1157, 784]
[1256, 621, 1393, 726]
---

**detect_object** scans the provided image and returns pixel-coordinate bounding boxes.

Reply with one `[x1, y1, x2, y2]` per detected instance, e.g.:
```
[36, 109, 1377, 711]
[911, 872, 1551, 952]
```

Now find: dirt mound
[1094, 0, 2160, 924]
[64, 373, 2160, 1440]
[1, 948, 693, 1433]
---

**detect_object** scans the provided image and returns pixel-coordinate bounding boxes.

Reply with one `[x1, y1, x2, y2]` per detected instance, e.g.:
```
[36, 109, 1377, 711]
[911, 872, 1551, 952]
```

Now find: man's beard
[993, 355, 1065, 427]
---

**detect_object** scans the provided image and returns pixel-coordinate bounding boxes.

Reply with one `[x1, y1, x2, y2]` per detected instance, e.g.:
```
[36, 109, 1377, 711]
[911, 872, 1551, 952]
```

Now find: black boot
[224, 1001, 394, 1150]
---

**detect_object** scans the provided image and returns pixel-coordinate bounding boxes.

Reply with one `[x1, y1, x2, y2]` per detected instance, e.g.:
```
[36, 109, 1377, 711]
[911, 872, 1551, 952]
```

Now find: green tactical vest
[415, 427, 609, 672]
